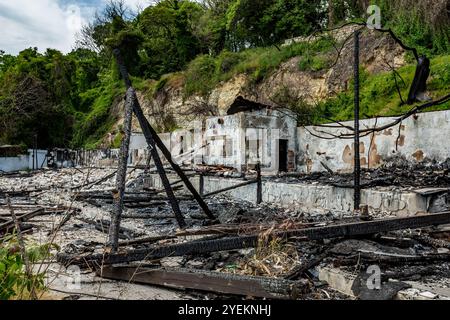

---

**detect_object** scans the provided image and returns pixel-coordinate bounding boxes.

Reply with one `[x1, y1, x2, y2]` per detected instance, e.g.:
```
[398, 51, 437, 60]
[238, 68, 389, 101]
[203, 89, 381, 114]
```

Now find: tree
[138, 0, 206, 78]
[225, 0, 326, 50]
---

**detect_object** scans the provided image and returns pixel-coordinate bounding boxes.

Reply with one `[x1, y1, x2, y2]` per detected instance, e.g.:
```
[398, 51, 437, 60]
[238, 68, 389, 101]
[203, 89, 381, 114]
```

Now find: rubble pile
[276, 159, 450, 189]
[1, 167, 450, 300]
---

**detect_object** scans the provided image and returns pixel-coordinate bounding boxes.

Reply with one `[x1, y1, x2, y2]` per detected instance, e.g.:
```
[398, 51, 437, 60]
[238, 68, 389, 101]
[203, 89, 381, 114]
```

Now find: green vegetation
[72, 79, 125, 149]
[0, 236, 54, 300]
[317, 55, 450, 122]
[373, 0, 450, 57]
[184, 36, 335, 96]
[0, 0, 448, 149]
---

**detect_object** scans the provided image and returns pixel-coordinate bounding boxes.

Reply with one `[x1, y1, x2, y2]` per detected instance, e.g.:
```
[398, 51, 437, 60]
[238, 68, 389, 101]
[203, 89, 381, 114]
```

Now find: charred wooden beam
[339, 250, 450, 265]
[58, 212, 450, 267]
[0, 207, 44, 233]
[353, 30, 361, 211]
[109, 87, 134, 251]
[411, 233, 450, 249]
[75, 193, 190, 203]
[0, 207, 68, 217]
[113, 52, 185, 229]
[118, 235, 178, 247]
[176, 221, 311, 237]
[71, 170, 117, 190]
[97, 266, 310, 299]
[113, 49, 213, 221]
[284, 250, 329, 280]
[77, 218, 143, 240]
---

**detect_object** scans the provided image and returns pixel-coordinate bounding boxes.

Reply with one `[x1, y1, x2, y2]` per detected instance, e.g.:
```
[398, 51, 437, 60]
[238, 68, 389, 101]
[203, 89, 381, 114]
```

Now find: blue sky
[0, 0, 151, 55]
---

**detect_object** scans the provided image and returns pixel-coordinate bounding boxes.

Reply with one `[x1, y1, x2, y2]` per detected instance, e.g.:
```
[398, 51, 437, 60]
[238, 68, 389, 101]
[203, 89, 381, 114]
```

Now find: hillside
[102, 26, 449, 148]
[0, 0, 448, 149]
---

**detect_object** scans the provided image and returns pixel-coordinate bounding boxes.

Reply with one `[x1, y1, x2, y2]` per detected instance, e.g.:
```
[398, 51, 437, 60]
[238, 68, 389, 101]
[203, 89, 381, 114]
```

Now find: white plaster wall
[205, 113, 244, 168]
[27, 150, 48, 169]
[0, 155, 29, 172]
[298, 110, 450, 173]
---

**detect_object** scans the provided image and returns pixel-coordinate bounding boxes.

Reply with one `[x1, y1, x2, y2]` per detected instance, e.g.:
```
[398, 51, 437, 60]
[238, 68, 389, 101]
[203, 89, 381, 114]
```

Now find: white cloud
[101, 0, 154, 12]
[0, 0, 160, 55]
[0, 0, 90, 55]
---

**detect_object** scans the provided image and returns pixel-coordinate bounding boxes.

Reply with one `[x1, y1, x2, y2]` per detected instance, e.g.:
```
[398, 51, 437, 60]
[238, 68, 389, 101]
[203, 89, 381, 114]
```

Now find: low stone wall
[147, 174, 448, 217]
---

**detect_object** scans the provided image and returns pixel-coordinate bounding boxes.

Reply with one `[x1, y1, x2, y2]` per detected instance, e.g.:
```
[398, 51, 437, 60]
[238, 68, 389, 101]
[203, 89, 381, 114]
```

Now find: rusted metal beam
[97, 266, 309, 299]
[57, 212, 450, 267]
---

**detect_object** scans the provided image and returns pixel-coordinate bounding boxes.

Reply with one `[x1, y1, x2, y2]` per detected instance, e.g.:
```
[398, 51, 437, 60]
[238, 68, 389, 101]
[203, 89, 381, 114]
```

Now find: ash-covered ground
[1, 167, 449, 300]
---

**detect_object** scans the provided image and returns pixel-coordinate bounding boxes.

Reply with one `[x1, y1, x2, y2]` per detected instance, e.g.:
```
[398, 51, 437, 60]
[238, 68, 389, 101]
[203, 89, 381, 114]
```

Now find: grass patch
[182, 36, 336, 97]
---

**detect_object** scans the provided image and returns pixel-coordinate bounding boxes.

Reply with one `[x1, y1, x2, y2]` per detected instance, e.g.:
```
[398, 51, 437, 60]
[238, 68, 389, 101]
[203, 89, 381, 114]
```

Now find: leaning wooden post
[112, 48, 214, 221]
[112, 49, 187, 229]
[256, 162, 262, 204]
[109, 88, 134, 252]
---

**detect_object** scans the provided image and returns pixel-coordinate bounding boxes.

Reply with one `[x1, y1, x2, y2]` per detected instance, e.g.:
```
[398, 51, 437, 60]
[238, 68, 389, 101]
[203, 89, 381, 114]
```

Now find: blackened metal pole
[112, 49, 186, 228]
[256, 162, 262, 204]
[113, 49, 214, 220]
[109, 88, 134, 252]
[199, 173, 204, 196]
[353, 30, 361, 211]
[34, 134, 38, 170]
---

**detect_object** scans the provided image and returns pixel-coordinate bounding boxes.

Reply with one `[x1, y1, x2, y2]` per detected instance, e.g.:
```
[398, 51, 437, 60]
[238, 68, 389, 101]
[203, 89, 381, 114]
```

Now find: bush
[316, 55, 450, 123]
[184, 54, 217, 97]
[216, 50, 242, 74]
[373, 0, 450, 56]
[0, 237, 53, 300]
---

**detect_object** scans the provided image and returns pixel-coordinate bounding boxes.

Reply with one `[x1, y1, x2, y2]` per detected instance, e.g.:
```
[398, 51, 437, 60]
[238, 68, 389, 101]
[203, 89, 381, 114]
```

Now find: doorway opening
[278, 139, 288, 172]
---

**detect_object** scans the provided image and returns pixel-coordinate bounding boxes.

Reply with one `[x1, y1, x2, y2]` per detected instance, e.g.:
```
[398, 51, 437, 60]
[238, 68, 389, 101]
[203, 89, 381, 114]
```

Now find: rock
[419, 291, 438, 299]
[185, 259, 205, 269]
[160, 257, 184, 268]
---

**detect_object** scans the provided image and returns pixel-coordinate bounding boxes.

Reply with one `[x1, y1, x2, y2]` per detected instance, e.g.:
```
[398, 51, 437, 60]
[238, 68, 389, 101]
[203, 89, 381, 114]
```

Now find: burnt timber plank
[0, 208, 44, 232]
[97, 266, 309, 299]
[57, 212, 450, 267]
[109, 87, 134, 251]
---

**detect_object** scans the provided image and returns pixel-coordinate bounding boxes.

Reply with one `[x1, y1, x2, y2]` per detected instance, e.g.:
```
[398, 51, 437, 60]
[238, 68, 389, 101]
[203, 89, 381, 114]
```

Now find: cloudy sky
[0, 0, 152, 55]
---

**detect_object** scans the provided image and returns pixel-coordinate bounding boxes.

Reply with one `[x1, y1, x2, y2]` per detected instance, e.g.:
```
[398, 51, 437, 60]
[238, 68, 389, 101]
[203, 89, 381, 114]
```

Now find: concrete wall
[298, 110, 450, 173]
[28, 150, 47, 169]
[205, 113, 244, 168]
[0, 150, 47, 172]
[147, 174, 445, 217]
[130, 109, 298, 172]
[0, 155, 29, 172]
[0, 149, 121, 172]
